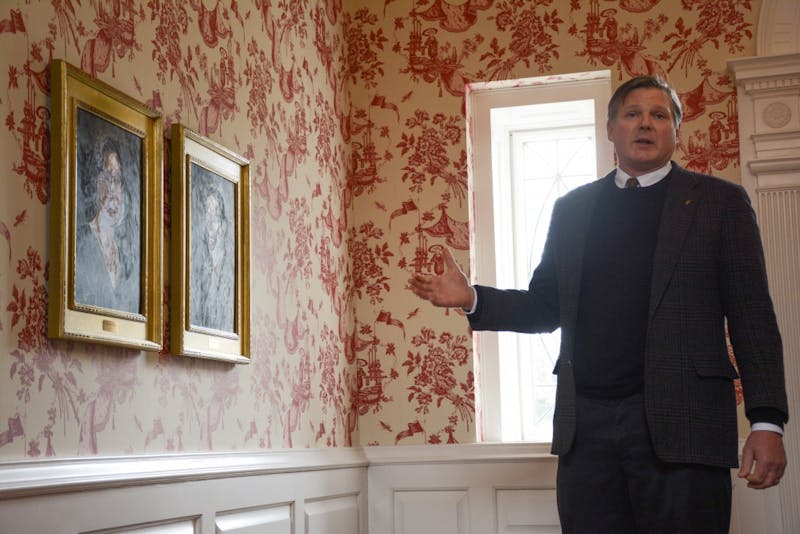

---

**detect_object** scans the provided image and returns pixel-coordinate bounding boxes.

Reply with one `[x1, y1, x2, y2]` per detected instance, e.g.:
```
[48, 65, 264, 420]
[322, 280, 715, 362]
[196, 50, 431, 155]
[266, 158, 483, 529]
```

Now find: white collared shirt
[614, 161, 672, 188]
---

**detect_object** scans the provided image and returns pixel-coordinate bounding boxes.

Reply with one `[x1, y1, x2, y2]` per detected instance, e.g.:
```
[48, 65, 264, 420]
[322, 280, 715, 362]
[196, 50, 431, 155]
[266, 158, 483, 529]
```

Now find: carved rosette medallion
[762, 101, 791, 129]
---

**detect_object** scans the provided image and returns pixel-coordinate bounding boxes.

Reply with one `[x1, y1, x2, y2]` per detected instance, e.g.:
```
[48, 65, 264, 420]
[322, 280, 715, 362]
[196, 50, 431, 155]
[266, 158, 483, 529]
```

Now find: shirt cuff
[463, 286, 478, 315]
[751, 422, 784, 436]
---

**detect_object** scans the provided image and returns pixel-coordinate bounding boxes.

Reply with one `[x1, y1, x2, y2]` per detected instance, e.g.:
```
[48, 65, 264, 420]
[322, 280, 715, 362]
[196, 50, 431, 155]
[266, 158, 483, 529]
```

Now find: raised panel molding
[394, 490, 468, 534]
[82, 518, 199, 534]
[496, 489, 560, 534]
[215, 505, 292, 534]
[305, 495, 360, 534]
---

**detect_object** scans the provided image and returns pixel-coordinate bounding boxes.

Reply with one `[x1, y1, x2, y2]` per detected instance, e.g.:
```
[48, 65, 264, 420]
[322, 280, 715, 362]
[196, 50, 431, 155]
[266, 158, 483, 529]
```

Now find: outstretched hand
[738, 430, 787, 489]
[408, 247, 475, 309]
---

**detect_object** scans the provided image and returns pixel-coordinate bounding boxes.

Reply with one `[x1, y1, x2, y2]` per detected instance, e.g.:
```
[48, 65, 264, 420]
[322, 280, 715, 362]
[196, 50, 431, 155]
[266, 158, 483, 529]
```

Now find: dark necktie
[625, 177, 640, 188]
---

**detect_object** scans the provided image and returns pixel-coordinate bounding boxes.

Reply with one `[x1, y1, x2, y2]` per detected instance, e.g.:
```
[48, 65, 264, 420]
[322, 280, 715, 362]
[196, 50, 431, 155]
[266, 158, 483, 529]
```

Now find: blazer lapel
[649, 163, 702, 318]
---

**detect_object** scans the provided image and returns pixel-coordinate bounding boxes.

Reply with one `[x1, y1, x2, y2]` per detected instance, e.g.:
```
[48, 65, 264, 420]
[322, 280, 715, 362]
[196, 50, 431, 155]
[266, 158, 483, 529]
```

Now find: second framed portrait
[170, 125, 250, 363]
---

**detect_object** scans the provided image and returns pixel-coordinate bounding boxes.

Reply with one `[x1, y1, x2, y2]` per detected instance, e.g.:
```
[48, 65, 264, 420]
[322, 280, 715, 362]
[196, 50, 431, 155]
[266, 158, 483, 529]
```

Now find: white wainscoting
[365, 442, 560, 534]
[0, 449, 368, 534]
[365, 442, 780, 534]
[0, 444, 782, 533]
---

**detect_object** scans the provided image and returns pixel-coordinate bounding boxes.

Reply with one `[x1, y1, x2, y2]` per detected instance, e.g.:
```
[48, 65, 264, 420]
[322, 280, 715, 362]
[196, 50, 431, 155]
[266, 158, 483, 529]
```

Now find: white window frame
[466, 71, 615, 442]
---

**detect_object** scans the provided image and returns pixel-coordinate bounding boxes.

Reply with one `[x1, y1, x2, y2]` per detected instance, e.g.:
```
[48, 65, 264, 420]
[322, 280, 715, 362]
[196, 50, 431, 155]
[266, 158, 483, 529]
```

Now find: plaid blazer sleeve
[644, 166, 788, 467]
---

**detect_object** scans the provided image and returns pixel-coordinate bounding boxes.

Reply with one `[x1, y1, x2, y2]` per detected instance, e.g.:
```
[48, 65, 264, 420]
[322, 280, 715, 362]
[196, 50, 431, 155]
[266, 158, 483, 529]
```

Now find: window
[467, 71, 614, 442]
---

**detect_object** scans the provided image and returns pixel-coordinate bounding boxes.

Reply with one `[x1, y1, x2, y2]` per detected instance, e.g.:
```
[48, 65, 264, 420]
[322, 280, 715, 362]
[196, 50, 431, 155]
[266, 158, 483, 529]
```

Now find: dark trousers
[556, 394, 732, 534]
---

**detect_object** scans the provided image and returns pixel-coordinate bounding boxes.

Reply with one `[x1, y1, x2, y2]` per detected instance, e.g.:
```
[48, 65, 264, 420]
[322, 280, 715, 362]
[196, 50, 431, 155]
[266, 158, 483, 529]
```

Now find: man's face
[606, 87, 679, 176]
[98, 151, 124, 226]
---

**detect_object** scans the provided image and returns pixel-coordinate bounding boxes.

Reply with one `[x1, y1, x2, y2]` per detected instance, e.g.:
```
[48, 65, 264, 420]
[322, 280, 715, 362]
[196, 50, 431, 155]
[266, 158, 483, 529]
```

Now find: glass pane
[504, 122, 596, 442]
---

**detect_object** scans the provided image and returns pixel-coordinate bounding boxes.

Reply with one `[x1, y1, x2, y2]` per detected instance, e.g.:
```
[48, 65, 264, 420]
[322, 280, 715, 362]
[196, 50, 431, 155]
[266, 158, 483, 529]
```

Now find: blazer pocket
[692, 357, 740, 380]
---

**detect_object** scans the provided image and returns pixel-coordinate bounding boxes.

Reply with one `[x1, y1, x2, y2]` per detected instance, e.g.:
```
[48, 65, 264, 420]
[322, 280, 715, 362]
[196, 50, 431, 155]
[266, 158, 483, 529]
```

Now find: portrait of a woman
[74, 110, 142, 314]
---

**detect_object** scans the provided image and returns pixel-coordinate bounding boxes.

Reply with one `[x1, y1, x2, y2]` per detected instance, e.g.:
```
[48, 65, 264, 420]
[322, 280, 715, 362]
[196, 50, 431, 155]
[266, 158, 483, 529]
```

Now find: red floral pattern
[485, 0, 565, 78]
[663, 0, 753, 75]
[344, 8, 387, 90]
[402, 328, 474, 444]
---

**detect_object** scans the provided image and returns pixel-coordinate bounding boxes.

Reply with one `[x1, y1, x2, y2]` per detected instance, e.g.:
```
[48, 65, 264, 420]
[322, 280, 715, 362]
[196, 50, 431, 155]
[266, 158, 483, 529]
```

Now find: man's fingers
[409, 273, 445, 305]
[408, 274, 433, 298]
[738, 448, 754, 479]
[746, 458, 786, 488]
[746, 468, 781, 489]
[442, 247, 459, 273]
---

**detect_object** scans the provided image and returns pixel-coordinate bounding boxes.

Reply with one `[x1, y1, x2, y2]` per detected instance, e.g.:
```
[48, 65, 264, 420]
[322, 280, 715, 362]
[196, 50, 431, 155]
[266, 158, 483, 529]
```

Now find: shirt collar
[614, 161, 672, 189]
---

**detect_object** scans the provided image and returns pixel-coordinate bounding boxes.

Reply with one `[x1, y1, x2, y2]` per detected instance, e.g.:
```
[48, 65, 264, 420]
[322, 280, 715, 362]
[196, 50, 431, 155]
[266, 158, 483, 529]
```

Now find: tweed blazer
[469, 162, 788, 468]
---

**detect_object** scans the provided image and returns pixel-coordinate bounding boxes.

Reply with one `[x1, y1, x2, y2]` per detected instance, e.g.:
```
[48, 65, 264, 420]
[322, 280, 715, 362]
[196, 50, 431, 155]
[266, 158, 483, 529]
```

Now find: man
[409, 76, 788, 533]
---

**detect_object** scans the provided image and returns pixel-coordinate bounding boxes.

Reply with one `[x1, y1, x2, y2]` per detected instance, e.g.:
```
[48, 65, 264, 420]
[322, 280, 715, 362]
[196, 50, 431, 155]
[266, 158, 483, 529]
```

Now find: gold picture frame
[170, 124, 250, 363]
[47, 59, 163, 350]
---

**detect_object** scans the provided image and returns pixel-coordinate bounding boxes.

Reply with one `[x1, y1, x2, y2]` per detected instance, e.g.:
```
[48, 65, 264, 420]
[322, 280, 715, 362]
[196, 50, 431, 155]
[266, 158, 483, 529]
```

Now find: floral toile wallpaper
[0, 0, 756, 458]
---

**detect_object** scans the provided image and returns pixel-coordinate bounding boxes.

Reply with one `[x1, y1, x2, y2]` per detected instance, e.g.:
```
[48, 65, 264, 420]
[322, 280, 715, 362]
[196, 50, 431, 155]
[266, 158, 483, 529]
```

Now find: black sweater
[573, 176, 670, 398]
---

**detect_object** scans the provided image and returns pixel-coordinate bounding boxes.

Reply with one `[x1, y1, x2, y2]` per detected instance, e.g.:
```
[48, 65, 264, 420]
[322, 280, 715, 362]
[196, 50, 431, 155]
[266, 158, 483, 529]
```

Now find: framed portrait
[170, 124, 250, 363]
[47, 59, 163, 350]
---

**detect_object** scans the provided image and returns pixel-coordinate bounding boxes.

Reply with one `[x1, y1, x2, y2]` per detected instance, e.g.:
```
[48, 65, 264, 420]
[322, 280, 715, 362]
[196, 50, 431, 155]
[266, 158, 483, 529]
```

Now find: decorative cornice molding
[743, 77, 800, 95]
[751, 130, 800, 145]
[750, 156, 800, 173]
[728, 53, 800, 91]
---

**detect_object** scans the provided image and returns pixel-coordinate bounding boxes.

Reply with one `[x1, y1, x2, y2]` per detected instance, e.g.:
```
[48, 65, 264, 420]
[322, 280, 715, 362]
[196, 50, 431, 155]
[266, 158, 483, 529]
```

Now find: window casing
[467, 71, 614, 442]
